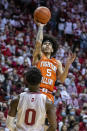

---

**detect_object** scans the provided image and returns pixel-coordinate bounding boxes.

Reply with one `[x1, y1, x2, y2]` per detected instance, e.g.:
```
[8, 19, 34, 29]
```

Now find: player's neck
[43, 53, 51, 59]
[29, 86, 40, 92]
[29, 89, 40, 92]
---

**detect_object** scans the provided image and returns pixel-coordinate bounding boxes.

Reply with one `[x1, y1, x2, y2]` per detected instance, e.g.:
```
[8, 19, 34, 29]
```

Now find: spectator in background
[80, 27, 87, 51]
[84, 74, 87, 87]
[68, 115, 76, 130]
[61, 125, 68, 131]
[79, 115, 87, 131]
[64, 19, 73, 44]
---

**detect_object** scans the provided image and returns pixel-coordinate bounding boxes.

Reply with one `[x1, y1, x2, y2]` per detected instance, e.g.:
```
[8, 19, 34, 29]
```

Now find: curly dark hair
[25, 67, 42, 85]
[42, 34, 58, 56]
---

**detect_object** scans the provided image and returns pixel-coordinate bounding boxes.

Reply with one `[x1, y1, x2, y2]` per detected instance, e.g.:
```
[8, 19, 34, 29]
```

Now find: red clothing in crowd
[79, 122, 87, 131]
[4, 109, 8, 118]
[79, 58, 85, 64]
[77, 85, 86, 94]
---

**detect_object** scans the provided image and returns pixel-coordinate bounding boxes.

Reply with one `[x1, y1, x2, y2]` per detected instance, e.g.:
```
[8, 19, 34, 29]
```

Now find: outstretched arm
[6, 96, 19, 131]
[46, 98, 57, 131]
[32, 22, 45, 65]
[57, 53, 76, 83]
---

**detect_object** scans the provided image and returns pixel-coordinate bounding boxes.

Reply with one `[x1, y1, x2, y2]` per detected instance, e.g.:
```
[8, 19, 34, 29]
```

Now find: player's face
[42, 41, 53, 54]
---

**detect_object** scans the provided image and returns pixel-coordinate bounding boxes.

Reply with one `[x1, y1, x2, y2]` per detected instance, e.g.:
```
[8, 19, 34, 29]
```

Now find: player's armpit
[46, 98, 57, 131]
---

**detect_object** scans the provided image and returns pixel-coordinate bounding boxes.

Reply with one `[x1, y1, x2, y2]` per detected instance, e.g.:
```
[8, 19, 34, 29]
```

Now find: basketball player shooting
[33, 7, 76, 103]
[6, 67, 57, 131]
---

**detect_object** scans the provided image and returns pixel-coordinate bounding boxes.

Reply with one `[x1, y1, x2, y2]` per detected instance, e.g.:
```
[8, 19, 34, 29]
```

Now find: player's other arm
[6, 96, 19, 131]
[56, 53, 76, 83]
[32, 22, 45, 65]
[46, 98, 57, 131]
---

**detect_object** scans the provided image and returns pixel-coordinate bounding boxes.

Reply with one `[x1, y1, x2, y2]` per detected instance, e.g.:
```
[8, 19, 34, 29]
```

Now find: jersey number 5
[46, 69, 52, 76]
[25, 109, 36, 125]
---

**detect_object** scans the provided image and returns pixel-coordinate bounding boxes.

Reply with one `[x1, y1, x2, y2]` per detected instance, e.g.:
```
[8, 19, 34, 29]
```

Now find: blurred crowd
[0, 0, 87, 130]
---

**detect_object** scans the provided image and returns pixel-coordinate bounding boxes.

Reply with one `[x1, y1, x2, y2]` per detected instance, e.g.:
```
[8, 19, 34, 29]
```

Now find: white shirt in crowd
[65, 21, 73, 34]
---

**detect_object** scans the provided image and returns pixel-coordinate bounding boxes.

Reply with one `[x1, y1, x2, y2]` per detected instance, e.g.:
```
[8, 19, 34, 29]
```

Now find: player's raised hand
[34, 18, 46, 27]
[66, 52, 76, 67]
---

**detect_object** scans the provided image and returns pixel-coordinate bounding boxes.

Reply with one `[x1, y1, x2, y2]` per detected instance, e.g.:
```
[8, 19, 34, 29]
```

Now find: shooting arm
[32, 24, 44, 65]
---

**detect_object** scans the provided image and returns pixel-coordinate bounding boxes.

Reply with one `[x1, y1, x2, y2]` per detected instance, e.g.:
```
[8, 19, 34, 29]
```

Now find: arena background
[0, 0, 87, 130]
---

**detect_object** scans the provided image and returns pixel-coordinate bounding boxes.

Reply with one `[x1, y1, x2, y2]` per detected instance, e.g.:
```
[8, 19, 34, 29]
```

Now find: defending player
[32, 22, 76, 103]
[6, 67, 57, 131]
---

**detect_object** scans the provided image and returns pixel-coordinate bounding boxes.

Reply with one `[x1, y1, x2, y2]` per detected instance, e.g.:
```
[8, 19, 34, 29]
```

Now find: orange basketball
[34, 6, 51, 24]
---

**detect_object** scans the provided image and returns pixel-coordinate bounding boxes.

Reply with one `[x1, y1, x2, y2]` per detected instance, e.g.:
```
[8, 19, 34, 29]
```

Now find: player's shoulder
[19, 92, 27, 97]
[10, 95, 20, 108]
[52, 58, 62, 65]
[36, 93, 47, 104]
[40, 93, 47, 100]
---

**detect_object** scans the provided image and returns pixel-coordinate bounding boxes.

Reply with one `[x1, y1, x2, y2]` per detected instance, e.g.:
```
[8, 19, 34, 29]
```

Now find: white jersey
[16, 92, 46, 131]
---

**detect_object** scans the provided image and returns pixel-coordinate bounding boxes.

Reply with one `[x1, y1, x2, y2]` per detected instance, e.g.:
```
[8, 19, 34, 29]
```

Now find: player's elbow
[60, 79, 65, 83]
[47, 125, 57, 131]
[57, 74, 65, 84]
[52, 124, 57, 131]
[58, 77, 65, 84]
[60, 74, 67, 83]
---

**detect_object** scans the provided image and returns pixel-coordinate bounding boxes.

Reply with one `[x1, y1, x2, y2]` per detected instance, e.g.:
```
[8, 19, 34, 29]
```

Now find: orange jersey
[37, 55, 58, 92]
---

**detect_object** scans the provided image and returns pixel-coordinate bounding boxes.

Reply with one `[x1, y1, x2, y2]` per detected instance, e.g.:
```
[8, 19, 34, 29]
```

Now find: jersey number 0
[25, 109, 36, 125]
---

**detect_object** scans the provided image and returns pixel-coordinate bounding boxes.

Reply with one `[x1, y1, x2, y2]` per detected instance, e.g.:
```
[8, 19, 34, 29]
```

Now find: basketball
[34, 6, 51, 24]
